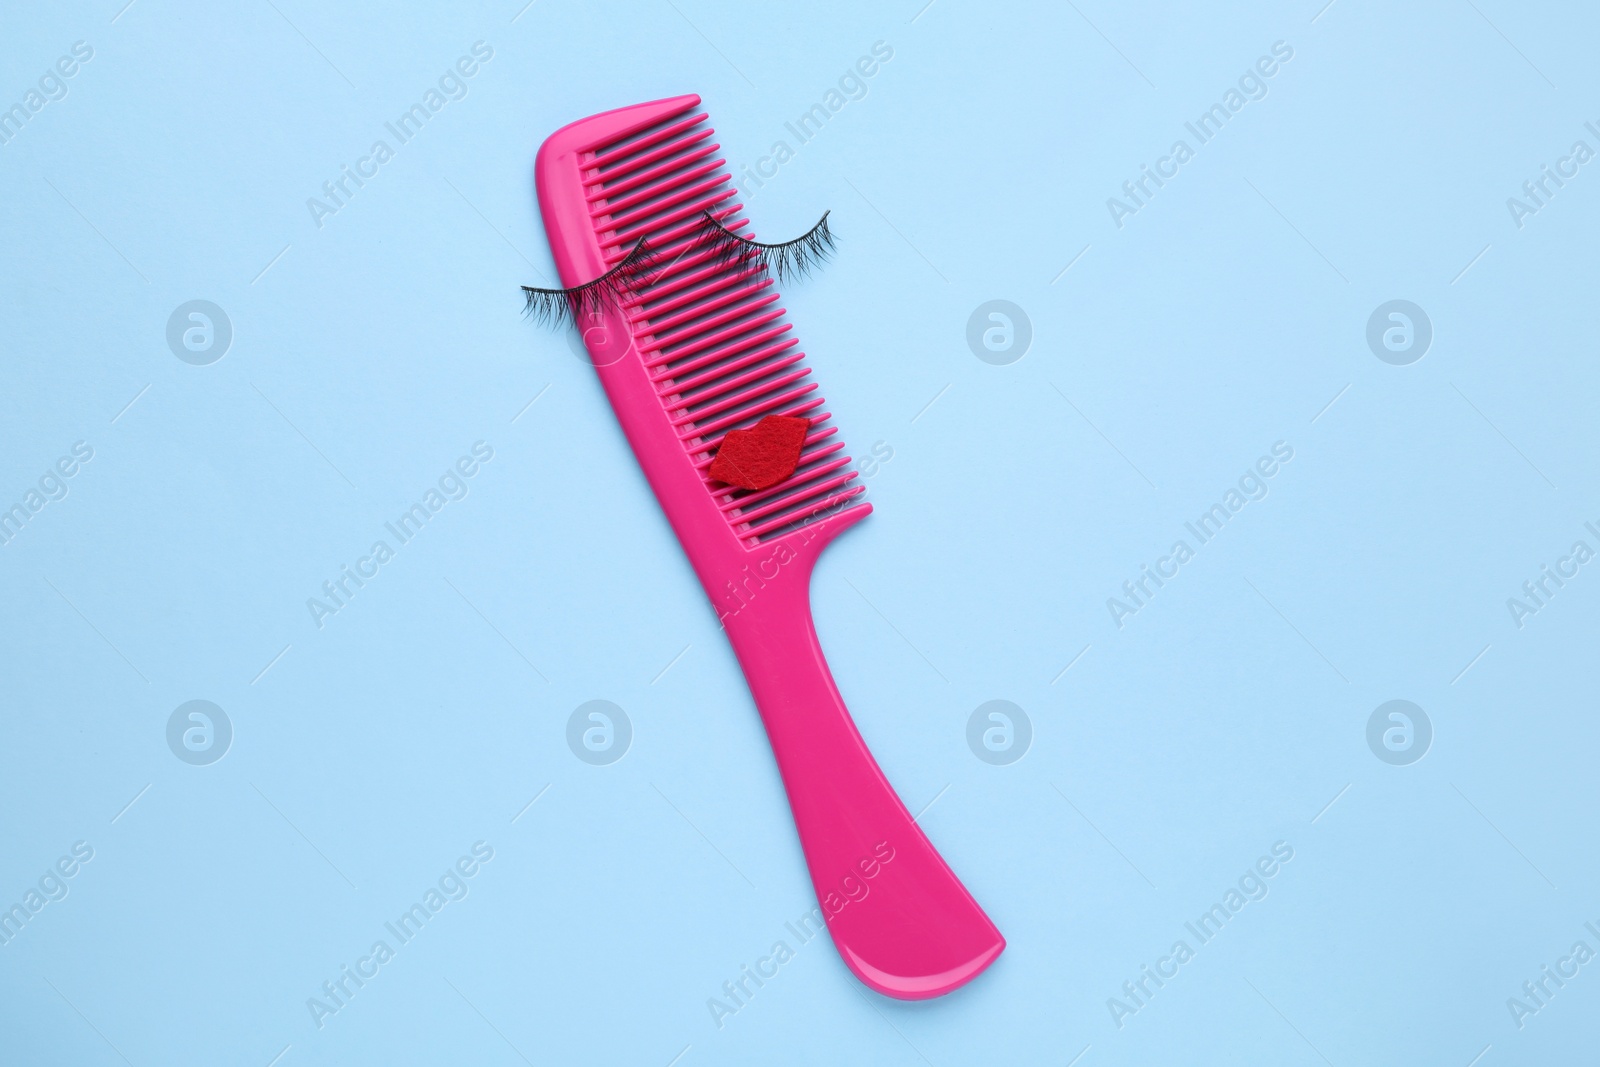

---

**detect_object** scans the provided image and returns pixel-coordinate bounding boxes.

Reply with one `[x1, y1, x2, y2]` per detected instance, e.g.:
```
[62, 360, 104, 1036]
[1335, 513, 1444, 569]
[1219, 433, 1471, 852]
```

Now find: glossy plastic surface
[534, 95, 1003, 999]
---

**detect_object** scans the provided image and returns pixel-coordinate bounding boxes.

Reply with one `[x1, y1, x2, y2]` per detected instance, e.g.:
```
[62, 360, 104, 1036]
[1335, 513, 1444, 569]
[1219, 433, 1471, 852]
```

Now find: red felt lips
[709, 415, 810, 490]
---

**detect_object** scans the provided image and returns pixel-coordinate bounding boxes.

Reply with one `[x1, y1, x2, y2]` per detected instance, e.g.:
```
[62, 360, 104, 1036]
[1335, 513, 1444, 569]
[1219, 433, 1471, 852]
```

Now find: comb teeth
[582, 105, 864, 544]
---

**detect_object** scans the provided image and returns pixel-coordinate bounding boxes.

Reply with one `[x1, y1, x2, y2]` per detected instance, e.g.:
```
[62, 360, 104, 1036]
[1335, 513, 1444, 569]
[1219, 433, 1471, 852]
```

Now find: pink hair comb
[533, 94, 1003, 999]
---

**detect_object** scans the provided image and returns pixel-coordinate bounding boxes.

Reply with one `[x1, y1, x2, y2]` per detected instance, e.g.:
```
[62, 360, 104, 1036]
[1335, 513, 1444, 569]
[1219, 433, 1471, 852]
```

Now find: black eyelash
[521, 240, 658, 329]
[694, 210, 836, 283]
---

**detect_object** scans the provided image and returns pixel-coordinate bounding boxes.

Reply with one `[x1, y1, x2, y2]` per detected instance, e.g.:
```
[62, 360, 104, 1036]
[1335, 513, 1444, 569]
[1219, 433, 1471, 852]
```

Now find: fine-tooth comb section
[582, 105, 864, 545]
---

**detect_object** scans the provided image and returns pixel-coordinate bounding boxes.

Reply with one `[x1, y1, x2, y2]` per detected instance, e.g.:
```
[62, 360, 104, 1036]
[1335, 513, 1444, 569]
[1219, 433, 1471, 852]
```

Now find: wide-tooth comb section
[582, 108, 864, 545]
[643, 284, 777, 339]
[650, 332, 796, 382]
[586, 139, 719, 202]
[671, 345, 803, 394]
[589, 109, 706, 171]
[645, 309, 788, 366]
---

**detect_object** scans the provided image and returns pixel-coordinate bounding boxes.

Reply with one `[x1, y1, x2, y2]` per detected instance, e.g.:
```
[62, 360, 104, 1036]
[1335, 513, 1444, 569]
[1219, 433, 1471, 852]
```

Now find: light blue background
[2, 0, 1596, 1063]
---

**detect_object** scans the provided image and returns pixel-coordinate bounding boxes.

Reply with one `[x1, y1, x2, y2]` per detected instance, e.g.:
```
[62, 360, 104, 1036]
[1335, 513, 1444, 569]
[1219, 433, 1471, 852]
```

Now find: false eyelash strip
[521, 239, 658, 329]
[694, 210, 836, 283]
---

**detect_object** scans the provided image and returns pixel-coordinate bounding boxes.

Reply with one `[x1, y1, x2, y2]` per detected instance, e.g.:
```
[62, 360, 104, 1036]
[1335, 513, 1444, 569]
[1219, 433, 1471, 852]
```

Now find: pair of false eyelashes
[522, 209, 836, 330]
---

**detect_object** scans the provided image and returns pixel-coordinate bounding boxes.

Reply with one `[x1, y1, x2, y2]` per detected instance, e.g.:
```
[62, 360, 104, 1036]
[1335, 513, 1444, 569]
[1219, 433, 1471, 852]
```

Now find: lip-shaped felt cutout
[709, 415, 811, 490]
